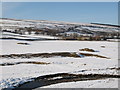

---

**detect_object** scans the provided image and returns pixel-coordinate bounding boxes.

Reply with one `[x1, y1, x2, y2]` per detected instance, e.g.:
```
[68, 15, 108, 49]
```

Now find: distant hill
[0, 18, 120, 41]
[91, 23, 120, 28]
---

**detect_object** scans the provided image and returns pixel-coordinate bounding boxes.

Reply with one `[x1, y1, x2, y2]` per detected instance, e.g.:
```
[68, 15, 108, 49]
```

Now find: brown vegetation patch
[0, 52, 110, 59]
[17, 42, 30, 45]
[79, 48, 96, 52]
[0, 52, 80, 59]
[107, 67, 120, 70]
[80, 53, 110, 59]
[0, 61, 50, 66]
[101, 45, 105, 48]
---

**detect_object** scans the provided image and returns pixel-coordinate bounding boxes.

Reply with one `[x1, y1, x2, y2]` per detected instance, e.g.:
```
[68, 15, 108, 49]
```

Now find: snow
[0, 77, 33, 89]
[1, 32, 58, 40]
[107, 39, 120, 42]
[0, 18, 119, 88]
[81, 26, 119, 33]
[0, 40, 119, 89]
[1, 40, 118, 57]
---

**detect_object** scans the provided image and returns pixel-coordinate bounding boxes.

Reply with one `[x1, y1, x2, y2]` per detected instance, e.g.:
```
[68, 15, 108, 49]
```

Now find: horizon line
[1, 17, 119, 26]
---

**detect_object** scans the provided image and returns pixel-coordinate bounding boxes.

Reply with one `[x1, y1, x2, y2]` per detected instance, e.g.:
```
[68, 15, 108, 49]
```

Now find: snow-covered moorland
[0, 39, 119, 89]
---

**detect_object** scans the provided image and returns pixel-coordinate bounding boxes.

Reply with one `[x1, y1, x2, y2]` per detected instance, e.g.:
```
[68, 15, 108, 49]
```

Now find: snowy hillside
[0, 18, 119, 33]
[0, 18, 120, 41]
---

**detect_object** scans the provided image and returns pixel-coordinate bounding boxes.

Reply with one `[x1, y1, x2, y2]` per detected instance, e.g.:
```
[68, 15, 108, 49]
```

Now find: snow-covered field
[1, 32, 58, 40]
[0, 40, 119, 89]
